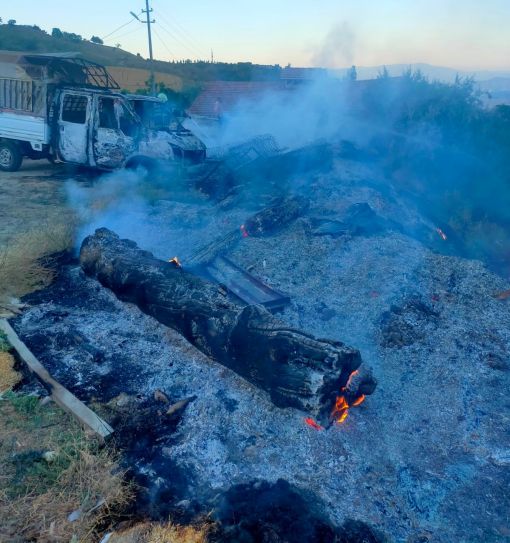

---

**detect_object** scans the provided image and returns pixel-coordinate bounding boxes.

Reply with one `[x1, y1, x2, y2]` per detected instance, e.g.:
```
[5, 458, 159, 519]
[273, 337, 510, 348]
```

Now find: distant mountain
[331, 62, 510, 83]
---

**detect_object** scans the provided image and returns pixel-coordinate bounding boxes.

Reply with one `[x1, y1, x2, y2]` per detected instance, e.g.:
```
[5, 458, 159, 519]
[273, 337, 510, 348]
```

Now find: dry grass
[0, 392, 133, 543]
[0, 219, 76, 299]
[109, 521, 212, 543]
[0, 351, 21, 393]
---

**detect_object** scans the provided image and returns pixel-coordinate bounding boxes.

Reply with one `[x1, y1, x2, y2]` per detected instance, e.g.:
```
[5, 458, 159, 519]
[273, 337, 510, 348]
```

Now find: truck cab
[127, 94, 206, 164]
[53, 87, 170, 170]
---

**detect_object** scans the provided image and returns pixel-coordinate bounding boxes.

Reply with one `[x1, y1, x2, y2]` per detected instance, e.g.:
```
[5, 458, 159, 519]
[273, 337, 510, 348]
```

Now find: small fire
[351, 394, 366, 407]
[168, 256, 182, 268]
[345, 369, 359, 388]
[332, 370, 366, 425]
[494, 289, 510, 301]
[332, 396, 350, 424]
[240, 224, 249, 238]
[436, 227, 447, 241]
[304, 417, 324, 431]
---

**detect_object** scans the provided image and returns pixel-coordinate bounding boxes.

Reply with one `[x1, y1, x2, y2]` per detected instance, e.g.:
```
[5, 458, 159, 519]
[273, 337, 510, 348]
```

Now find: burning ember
[331, 370, 367, 425]
[240, 224, 250, 238]
[494, 289, 510, 301]
[436, 227, 447, 241]
[351, 394, 366, 406]
[168, 256, 182, 268]
[304, 417, 324, 431]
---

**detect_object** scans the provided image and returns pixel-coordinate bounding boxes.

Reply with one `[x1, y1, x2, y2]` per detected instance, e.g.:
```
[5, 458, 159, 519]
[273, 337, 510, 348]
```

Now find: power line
[156, 19, 203, 59]
[101, 18, 135, 40]
[110, 24, 145, 43]
[152, 6, 206, 58]
[152, 26, 175, 61]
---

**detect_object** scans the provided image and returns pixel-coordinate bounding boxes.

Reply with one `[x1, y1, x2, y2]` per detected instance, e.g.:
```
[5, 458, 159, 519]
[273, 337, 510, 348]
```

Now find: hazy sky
[4, 0, 510, 70]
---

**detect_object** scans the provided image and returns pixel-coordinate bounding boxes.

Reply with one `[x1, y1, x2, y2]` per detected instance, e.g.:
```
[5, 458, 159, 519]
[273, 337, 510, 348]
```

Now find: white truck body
[0, 110, 50, 150]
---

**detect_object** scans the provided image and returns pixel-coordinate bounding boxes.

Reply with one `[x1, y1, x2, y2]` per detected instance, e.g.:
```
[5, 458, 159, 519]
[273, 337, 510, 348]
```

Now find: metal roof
[0, 50, 119, 89]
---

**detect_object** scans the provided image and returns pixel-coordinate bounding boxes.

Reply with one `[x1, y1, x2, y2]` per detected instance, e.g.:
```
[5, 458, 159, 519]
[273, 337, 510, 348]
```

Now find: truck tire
[125, 156, 157, 174]
[0, 141, 23, 172]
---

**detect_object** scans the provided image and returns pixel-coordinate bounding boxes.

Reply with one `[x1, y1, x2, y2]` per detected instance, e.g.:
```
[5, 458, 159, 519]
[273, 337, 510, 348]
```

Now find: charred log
[187, 195, 308, 267]
[80, 228, 376, 422]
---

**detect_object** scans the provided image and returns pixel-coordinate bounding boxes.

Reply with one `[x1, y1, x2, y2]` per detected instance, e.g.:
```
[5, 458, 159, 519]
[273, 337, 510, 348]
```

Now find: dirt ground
[0, 160, 88, 247]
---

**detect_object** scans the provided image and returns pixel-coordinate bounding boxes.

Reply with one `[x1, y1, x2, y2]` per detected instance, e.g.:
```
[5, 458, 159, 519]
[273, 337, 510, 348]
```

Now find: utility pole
[143, 0, 156, 95]
[131, 1, 156, 95]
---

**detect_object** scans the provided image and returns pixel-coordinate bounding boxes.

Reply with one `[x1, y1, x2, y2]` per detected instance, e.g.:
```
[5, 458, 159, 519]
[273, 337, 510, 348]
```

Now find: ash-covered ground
[11, 151, 510, 542]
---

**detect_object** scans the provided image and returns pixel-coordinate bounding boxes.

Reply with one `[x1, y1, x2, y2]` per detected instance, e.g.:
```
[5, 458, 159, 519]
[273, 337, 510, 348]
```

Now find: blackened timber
[80, 228, 376, 422]
[187, 195, 308, 267]
[205, 256, 290, 311]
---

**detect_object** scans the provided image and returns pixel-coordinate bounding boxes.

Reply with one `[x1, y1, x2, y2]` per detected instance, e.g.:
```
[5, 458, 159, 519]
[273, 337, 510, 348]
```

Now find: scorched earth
[11, 150, 510, 543]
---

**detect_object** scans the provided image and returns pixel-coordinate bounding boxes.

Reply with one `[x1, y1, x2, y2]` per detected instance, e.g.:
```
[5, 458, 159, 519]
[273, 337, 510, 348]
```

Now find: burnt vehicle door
[57, 92, 91, 164]
[92, 96, 138, 169]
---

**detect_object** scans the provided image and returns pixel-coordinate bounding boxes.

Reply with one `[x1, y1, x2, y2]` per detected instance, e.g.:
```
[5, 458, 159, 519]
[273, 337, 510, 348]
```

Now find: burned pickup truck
[0, 52, 206, 172]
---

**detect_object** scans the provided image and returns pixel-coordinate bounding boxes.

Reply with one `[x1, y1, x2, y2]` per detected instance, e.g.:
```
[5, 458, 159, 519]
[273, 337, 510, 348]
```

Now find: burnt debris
[79, 228, 376, 422]
[312, 203, 403, 238]
[380, 296, 440, 348]
[187, 195, 309, 267]
[209, 479, 385, 543]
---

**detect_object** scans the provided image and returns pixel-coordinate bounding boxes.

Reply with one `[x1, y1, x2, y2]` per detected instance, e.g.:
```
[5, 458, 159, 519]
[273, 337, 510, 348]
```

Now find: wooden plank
[0, 319, 113, 439]
[205, 256, 290, 311]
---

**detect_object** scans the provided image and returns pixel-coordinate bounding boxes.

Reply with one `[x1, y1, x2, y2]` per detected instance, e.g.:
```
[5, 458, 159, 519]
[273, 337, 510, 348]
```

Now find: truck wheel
[0, 141, 23, 172]
[125, 156, 157, 174]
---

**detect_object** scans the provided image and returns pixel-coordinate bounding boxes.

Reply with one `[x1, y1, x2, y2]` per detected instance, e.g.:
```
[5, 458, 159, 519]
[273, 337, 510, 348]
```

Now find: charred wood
[80, 228, 376, 422]
[187, 195, 308, 267]
[235, 141, 334, 184]
[311, 203, 403, 238]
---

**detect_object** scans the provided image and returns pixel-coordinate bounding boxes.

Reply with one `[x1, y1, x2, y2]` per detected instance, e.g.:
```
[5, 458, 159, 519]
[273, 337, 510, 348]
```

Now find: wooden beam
[0, 319, 113, 439]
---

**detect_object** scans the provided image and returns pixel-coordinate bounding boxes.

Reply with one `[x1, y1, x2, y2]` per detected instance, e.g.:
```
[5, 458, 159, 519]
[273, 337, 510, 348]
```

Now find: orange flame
[304, 417, 324, 431]
[351, 394, 366, 407]
[168, 256, 182, 268]
[331, 371, 366, 425]
[335, 396, 349, 411]
[436, 227, 447, 241]
[337, 410, 349, 424]
[240, 224, 249, 238]
[332, 395, 350, 424]
[494, 289, 510, 300]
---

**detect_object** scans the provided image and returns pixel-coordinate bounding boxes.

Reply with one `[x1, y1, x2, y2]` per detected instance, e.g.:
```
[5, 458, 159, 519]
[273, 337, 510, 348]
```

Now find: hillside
[0, 23, 146, 68]
[0, 23, 281, 84]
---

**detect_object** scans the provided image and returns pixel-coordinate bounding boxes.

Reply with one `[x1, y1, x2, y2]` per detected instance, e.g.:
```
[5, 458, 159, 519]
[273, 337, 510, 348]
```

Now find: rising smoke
[67, 69, 510, 275]
[311, 22, 357, 69]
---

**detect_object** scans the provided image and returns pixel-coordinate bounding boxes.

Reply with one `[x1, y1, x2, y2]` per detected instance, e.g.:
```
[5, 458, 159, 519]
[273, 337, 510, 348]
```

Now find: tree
[7, 19, 16, 25]
[52, 27, 63, 38]
[377, 66, 389, 79]
[63, 31, 82, 41]
[90, 35, 104, 45]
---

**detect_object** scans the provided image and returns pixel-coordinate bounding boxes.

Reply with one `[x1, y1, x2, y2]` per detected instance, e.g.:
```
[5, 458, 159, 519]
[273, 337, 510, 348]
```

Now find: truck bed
[0, 110, 50, 145]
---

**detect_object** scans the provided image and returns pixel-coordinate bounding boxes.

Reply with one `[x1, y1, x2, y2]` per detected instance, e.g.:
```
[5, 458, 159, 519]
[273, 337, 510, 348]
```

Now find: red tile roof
[188, 80, 286, 118]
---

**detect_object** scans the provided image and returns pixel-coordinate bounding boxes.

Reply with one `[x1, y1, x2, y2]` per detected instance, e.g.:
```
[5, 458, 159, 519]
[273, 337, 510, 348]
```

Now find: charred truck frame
[0, 52, 206, 172]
